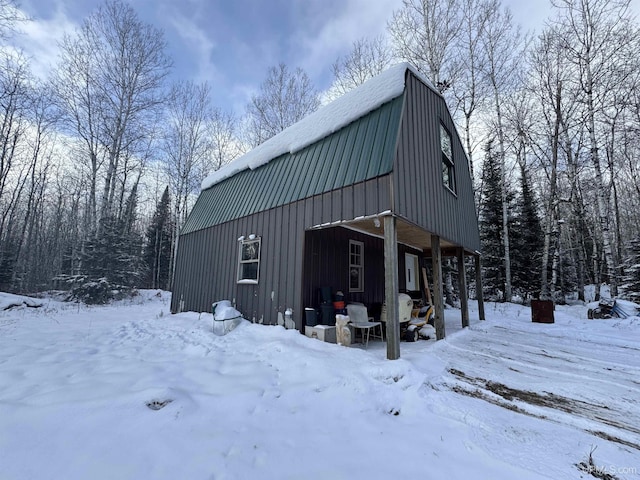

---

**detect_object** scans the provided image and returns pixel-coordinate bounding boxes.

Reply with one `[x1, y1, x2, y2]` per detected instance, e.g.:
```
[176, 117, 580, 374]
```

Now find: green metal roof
[181, 94, 404, 235]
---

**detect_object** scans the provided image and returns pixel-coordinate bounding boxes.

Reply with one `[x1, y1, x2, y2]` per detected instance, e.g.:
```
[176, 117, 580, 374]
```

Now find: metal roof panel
[181, 95, 404, 234]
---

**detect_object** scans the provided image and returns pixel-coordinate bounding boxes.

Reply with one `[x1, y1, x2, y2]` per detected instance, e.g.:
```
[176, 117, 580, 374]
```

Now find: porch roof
[309, 213, 478, 256]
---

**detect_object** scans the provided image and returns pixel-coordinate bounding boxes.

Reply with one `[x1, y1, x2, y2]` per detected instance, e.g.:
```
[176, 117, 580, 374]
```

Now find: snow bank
[201, 63, 436, 191]
[2, 293, 639, 479]
[0, 292, 43, 310]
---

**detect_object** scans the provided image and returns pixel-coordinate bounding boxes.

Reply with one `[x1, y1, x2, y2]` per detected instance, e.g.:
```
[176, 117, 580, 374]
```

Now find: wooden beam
[384, 215, 400, 360]
[421, 267, 432, 305]
[431, 235, 445, 340]
[457, 248, 469, 328]
[475, 255, 486, 320]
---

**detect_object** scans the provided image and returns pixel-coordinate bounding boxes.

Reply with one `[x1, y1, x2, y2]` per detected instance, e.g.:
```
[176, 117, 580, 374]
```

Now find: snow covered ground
[1, 291, 639, 479]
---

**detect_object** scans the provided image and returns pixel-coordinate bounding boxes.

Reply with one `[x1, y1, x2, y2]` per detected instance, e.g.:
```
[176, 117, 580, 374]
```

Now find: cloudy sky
[12, 0, 568, 114]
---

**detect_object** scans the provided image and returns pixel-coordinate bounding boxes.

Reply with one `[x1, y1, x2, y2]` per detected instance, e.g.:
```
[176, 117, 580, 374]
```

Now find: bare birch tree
[245, 63, 320, 146]
[0, 0, 21, 41]
[551, 0, 636, 297]
[326, 36, 394, 101]
[479, 1, 524, 302]
[0, 51, 30, 289]
[208, 108, 241, 172]
[54, 0, 171, 234]
[450, 0, 493, 178]
[161, 80, 213, 285]
[388, 0, 461, 92]
[528, 27, 563, 300]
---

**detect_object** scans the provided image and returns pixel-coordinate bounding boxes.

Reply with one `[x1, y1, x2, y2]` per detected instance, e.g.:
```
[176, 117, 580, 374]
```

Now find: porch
[302, 213, 485, 359]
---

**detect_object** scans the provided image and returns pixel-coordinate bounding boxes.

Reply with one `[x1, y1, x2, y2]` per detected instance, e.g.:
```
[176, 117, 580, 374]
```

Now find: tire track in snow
[429, 324, 640, 452]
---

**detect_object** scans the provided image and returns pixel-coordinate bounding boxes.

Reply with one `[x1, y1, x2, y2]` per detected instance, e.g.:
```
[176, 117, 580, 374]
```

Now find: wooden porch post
[431, 235, 445, 340]
[384, 215, 400, 360]
[475, 254, 486, 320]
[457, 248, 469, 328]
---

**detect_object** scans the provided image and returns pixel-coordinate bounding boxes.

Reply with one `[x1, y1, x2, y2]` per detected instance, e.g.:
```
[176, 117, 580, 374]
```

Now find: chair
[346, 303, 384, 348]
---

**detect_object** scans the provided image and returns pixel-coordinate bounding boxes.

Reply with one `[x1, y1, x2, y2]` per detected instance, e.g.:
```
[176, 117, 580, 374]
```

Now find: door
[405, 253, 418, 291]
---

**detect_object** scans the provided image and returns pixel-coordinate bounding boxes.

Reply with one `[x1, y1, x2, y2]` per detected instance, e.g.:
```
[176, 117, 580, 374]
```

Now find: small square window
[237, 237, 261, 283]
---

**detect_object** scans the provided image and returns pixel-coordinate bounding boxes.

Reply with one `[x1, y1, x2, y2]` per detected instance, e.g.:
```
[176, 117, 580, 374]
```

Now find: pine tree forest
[1, 0, 639, 303]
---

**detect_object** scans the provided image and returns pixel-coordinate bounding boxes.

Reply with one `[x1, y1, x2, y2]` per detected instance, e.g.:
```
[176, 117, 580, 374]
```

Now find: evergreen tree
[479, 140, 506, 300]
[559, 248, 578, 300]
[620, 236, 640, 302]
[116, 183, 144, 286]
[80, 185, 143, 288]
[510, 165, 544, 299]
[143, 186, 173, 290]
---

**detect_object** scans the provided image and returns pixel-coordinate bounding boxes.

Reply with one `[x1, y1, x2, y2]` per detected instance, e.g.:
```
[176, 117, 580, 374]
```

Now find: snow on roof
[201, 63, 434, 191]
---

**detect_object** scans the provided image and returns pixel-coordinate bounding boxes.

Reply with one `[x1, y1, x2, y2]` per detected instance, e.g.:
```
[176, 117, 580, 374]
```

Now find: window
[349, 240, 364, 292]
[440, 123, 456, 193]
[237, 237, 261, 283]
[405, 253, 419, 291]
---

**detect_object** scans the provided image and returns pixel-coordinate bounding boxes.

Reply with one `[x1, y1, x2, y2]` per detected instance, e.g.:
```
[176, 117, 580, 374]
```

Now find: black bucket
[305, 308, 318, 326]
[319, 286, 332, 304]
[320, 304, 336, 326]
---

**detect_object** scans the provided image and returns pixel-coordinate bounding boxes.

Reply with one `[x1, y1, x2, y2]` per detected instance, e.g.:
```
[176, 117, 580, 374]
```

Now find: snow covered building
[171, 63, 482, 354]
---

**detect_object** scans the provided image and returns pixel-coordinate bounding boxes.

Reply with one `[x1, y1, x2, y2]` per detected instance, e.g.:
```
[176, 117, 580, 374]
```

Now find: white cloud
[13, 5, 78, 79]
[166, 12, 221, 85]
[293, 0, 403, 86]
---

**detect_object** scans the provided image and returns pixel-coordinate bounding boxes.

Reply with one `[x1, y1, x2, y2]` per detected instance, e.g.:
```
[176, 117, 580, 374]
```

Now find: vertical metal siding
[394, 72, 480, 252]
[301, 226, 423, 313]
[172, 176, 393, 316]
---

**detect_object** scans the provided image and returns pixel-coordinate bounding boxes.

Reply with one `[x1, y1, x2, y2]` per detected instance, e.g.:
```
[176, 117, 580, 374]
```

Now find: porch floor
[347, 301, 482, 356]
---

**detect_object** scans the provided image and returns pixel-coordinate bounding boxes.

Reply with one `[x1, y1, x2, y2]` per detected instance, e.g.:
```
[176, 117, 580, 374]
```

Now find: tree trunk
[541, 80, 562, 300]
[585, 52, 617, 297]
[492, 84, 512, 302]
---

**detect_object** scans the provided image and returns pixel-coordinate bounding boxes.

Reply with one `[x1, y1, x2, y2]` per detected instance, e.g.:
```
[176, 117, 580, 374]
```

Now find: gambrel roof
[181, 65, 422, 235]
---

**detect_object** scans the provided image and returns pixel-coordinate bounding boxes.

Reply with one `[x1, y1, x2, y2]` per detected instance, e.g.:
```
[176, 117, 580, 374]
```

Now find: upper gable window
[440, 124, 456, 193]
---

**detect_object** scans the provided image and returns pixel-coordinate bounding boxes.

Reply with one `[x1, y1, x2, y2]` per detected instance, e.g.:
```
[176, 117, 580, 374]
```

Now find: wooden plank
[421, 267, 432, 305]
[384, 215, 400, 360]
[431, 234, 445, 340]
[457, 248, 469, 328]
[475, 255, 486, 320]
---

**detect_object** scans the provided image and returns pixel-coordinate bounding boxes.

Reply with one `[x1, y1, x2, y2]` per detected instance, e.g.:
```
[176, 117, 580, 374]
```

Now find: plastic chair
[346, 303, 383, 348]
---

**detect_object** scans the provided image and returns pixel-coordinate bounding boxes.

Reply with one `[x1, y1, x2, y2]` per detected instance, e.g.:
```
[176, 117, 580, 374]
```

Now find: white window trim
[349, 240, 364, 293]
[237, 237, 261, 284]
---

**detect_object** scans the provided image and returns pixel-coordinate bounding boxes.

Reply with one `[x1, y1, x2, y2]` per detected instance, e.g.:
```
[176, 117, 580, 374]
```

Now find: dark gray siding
[171, 176, 393, 319]
[394, 71, 481, 252]
[303, 227, 423, 317]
